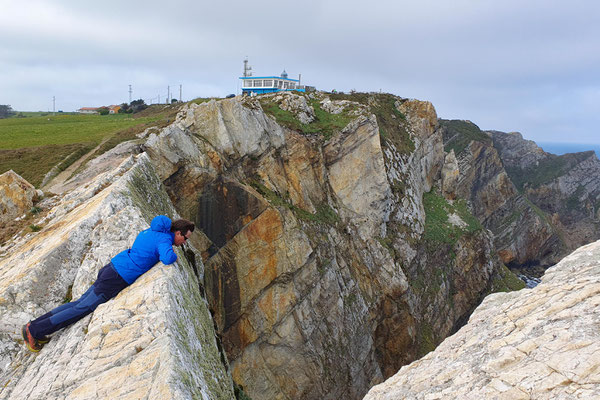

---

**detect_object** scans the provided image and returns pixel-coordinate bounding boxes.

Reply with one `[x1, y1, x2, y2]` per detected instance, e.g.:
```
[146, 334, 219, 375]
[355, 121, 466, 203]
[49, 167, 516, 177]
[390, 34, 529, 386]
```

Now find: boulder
[0, 170, 41, 226]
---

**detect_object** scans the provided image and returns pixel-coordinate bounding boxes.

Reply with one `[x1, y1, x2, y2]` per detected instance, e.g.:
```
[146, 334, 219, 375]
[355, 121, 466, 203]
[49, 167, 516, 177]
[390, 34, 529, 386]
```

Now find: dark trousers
[29, 262, 129, 339]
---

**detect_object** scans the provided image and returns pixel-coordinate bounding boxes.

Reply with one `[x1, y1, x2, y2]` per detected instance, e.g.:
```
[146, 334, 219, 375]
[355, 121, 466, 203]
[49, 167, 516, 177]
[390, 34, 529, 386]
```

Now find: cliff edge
[0, 154, 235, 399]
[364, 239, 600, 399]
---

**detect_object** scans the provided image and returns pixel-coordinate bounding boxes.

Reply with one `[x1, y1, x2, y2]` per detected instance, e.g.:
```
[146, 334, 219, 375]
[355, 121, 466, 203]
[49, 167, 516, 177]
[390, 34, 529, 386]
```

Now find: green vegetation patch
[331, 92, 414, 154]
[489, 264, 526, 293]
[125, 164, 174, 224]
[423, 190, 482, 247]
[376, 236, 396, 258]
[258, 96, 354, 140]
[0, 113, 157, 150]
[417, 321, 436, 357]
[439, 119, 492, 156]
[0, 106, 178, 187]
[566, 185, 585, 212]
[190, 97, 219, 105]
[0, 143, 92, 187]
[506, 151, 594, 191]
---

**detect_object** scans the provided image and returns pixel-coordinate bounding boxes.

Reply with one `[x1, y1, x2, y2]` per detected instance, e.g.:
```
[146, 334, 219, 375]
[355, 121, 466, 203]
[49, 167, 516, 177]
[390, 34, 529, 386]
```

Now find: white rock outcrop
[0, 154, 235, 399]
[364, 239, 600, 400]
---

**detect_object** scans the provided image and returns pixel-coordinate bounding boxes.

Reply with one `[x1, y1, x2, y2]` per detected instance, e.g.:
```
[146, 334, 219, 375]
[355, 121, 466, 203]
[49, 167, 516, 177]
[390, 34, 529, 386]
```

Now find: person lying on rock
[22, 215, 195, 352]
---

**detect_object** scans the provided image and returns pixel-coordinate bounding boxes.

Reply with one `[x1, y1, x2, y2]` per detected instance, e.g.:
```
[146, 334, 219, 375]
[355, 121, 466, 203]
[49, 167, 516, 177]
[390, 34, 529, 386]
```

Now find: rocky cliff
[364, 238, 600, 399]
[490, 130, 600, 258]
[441, 121, 600, 271]
[3, 91, 582, 400]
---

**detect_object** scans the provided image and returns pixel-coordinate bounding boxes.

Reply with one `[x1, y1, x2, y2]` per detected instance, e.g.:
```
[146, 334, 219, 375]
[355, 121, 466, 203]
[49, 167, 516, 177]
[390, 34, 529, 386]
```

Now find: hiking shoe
[37, 335, 51, 344]
[21, 323, 43, 352]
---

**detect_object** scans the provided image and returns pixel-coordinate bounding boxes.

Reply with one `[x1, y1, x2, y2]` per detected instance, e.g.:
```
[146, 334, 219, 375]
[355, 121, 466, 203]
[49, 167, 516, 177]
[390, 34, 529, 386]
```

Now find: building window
[277, 80, 283, 88]
[253, 80, 263, 87]
[263, 80, 273, 87]
[289, 83, 296, 89]
[243, 80, 252, 87]
[284, 82, 289, 89]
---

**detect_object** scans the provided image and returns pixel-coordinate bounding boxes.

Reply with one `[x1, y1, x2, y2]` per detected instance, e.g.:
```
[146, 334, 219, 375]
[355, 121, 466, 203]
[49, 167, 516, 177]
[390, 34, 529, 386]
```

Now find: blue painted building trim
[241, 88, 306, 94]
[240, 76, 300, 82]
[239, 75, 305, 95]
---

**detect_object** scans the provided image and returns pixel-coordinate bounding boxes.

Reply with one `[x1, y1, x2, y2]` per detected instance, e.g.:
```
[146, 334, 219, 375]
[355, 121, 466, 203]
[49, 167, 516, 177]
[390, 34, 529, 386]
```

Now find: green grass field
[0, 105, 179, 187]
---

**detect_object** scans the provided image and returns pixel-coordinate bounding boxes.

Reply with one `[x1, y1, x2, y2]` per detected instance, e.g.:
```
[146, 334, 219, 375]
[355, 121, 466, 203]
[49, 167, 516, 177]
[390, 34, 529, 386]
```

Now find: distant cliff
[490, 130, 600, 259]
[441, 120, 600, 272]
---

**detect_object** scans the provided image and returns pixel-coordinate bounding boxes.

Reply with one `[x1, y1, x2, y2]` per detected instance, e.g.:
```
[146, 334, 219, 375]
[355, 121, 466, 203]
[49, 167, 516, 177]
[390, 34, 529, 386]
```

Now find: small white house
[77, 107, 99, 114]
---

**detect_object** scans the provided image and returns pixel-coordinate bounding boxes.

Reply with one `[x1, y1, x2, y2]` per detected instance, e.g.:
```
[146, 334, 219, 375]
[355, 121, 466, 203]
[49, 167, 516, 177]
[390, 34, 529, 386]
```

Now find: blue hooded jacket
[111, 215, 177, 284]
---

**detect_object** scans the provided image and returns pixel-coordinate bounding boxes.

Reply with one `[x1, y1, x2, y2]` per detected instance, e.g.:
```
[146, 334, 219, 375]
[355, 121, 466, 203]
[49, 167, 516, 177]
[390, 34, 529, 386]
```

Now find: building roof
[239, 76, 299, 82]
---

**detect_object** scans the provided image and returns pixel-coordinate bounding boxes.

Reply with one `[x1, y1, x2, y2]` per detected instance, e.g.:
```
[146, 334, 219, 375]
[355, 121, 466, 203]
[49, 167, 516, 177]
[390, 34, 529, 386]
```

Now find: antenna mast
[243, 57, 253, 77]
[128, 85, 132, 103]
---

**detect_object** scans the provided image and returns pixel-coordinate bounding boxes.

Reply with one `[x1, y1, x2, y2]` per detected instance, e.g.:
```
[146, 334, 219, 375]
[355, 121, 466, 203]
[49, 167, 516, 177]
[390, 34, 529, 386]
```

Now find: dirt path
[42, 139, 107, 194]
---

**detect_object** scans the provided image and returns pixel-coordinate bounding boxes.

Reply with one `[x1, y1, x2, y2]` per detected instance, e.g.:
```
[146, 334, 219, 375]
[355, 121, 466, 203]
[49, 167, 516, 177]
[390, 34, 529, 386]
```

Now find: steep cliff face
[0, 154, 235, 399]
[440, 120, 565, 268]
[364, 238, 600, 399]
[143, 93, 509, 399]
[490, 130, 600, 267]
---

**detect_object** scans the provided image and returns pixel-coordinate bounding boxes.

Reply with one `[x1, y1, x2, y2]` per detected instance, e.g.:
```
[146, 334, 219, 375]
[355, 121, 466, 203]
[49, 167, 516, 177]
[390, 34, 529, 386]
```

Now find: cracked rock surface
[364, 239, 600, 400]
[0, 154, 235, 399]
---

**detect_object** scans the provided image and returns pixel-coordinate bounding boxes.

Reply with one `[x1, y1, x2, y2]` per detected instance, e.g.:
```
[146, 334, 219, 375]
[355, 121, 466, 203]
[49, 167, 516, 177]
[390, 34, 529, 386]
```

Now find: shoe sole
[21, 324, 42, 353]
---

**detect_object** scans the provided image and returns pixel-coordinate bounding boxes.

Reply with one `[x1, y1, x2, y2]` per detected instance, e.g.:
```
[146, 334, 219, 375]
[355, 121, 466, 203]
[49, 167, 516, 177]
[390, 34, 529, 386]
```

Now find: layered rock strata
[490, 130, 600, 265]
[440, 121, 582, 269]
[0, 154, 235, 399]
[364, 239, 600, 399]
[143, 93, 507, 399]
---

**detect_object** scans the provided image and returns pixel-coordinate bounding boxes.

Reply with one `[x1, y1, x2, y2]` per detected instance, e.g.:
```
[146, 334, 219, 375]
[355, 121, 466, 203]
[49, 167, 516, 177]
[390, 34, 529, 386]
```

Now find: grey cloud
[1, 0, 599, 144]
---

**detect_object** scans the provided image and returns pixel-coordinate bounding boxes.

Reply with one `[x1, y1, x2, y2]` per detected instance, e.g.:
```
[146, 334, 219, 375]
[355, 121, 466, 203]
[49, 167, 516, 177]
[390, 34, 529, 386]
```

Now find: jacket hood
[150, 215, 172, 233]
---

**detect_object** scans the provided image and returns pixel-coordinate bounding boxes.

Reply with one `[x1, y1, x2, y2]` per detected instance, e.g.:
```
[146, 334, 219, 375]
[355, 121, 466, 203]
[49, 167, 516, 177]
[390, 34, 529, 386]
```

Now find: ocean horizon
[536, 142, 600, 158]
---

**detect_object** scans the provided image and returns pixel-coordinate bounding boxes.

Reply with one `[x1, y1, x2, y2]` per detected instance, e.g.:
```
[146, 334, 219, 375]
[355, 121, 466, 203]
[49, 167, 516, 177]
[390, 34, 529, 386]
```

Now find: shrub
[29, 224, 42, 232]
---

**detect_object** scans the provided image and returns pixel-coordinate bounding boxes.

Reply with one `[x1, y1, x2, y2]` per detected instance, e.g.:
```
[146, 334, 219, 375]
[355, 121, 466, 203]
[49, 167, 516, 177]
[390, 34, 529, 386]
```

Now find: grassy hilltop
[0, 105, 181, 187]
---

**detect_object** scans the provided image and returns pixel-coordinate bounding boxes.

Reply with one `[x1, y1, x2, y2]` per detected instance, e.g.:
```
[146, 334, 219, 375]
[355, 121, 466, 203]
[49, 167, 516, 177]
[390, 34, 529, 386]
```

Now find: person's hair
[171, 219, 195, 235]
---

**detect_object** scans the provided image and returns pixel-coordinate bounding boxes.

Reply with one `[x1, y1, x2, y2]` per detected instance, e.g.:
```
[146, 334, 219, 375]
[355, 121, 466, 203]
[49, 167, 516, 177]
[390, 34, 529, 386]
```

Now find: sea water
[537, 142, 600, 158]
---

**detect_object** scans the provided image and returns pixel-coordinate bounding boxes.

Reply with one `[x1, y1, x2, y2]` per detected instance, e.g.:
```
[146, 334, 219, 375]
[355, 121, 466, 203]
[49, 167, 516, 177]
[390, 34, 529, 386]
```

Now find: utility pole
[52, 96, 55, 115]
[167, 86, 170, 104]
[179, 84, 182, 103]
[129, 85, 132, 103]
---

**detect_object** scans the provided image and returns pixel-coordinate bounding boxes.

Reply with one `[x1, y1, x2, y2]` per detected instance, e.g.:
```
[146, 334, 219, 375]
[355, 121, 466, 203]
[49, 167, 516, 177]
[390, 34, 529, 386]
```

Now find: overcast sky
[1, 0, 599, 144]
